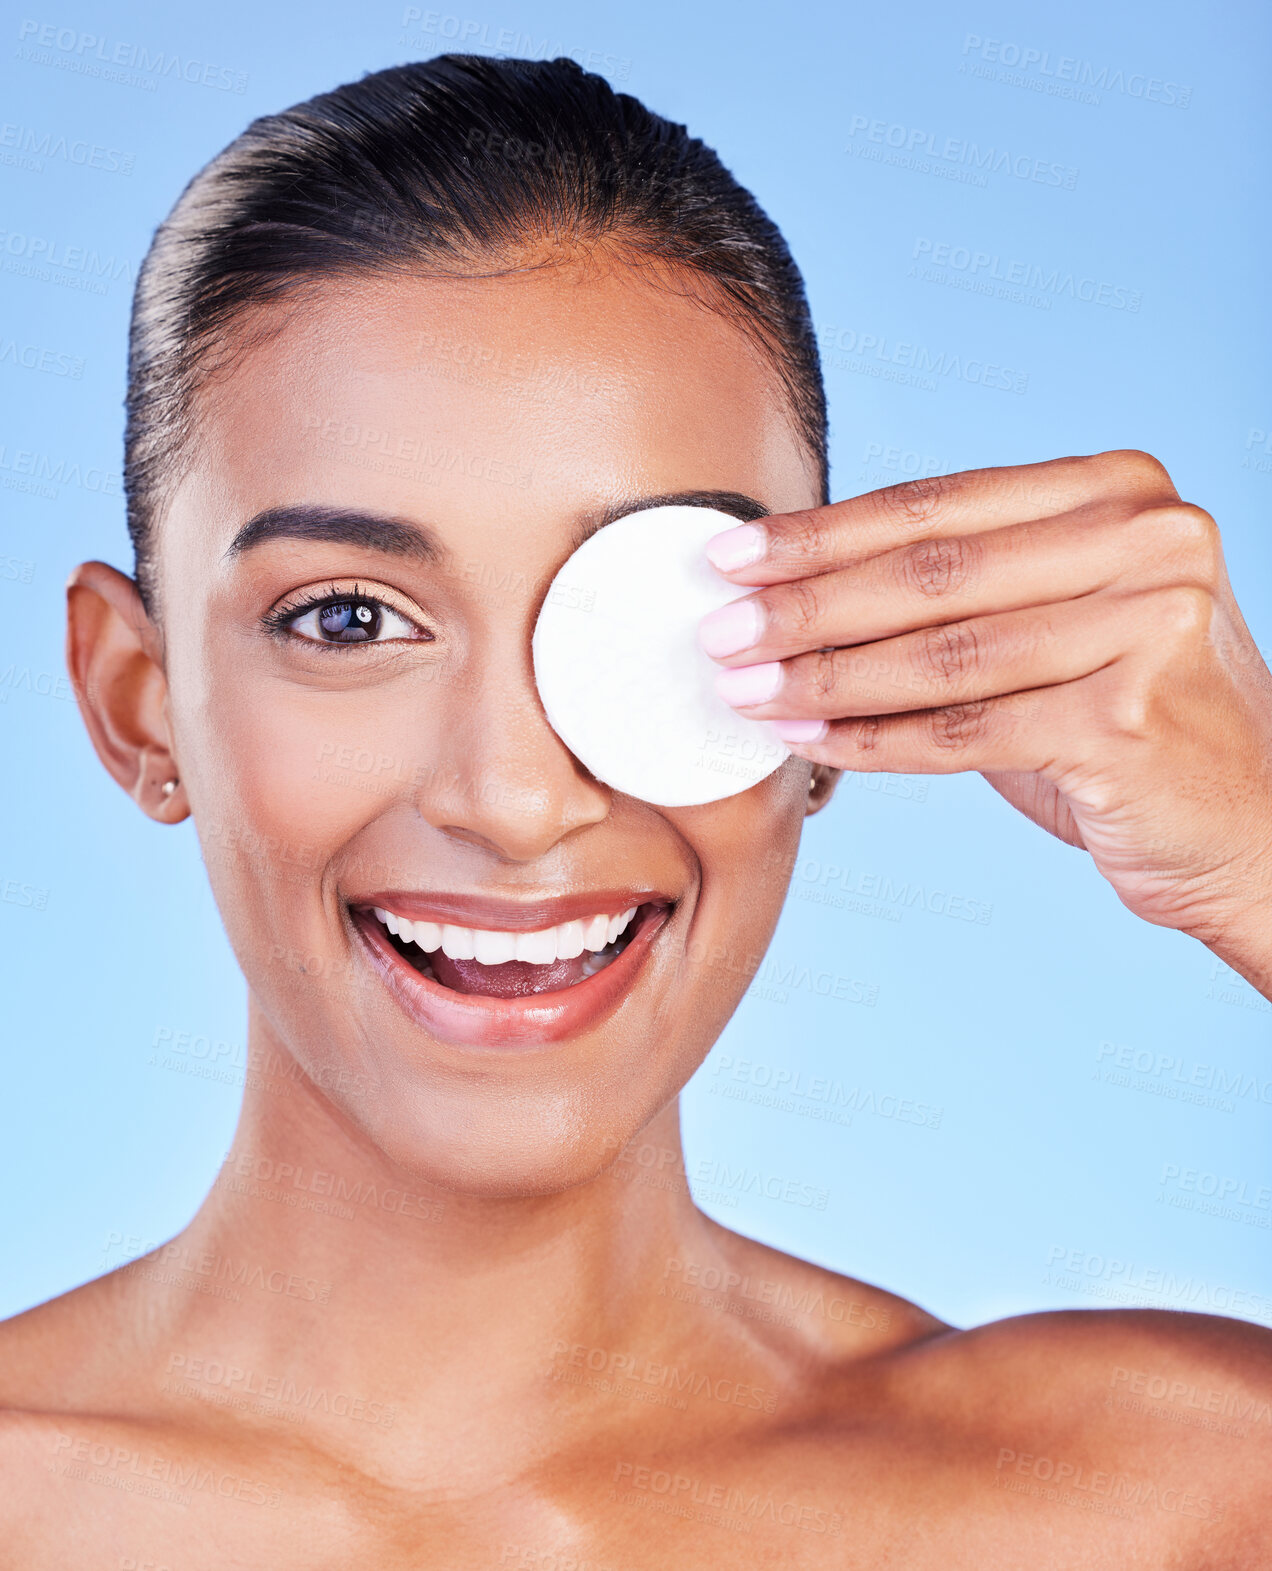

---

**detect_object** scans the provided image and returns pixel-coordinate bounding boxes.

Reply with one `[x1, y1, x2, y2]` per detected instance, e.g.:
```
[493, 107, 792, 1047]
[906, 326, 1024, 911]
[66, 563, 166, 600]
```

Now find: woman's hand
[698, 451, 1272, 992]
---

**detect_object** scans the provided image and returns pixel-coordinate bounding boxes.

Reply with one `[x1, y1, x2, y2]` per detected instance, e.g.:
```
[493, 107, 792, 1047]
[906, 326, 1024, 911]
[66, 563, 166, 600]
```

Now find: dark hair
[124, 54, 829, 609]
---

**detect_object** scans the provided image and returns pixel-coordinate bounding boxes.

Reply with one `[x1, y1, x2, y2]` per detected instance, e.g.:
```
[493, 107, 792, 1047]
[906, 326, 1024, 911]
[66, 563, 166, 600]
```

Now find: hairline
[138, 255, 827, 616]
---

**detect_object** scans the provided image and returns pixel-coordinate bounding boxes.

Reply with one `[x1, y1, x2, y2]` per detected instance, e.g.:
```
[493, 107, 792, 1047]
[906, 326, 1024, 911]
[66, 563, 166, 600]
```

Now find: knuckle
[876, 472, 954, 531]
[1162, 502, 1223, 581]
[899, 534, 978, 598]
[1106, 677, 1155, 741]
[774, 576, 824, 639]
[916, 621, 982, 684]
[844, 716, 882, 755]
[1122, 505, 1164, 554]
[1091, 448, 1175, 494]
[779, 508, 835, 565]
[807, 647, 840, 701]
[1154, 584, 1214, 642]
[929, 700, 991, 752]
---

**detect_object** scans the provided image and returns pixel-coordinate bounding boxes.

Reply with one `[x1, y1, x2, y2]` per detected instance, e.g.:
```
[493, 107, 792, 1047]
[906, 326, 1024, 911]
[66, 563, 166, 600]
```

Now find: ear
[65, 561, 188, 823]
[804, 762, 841, 816]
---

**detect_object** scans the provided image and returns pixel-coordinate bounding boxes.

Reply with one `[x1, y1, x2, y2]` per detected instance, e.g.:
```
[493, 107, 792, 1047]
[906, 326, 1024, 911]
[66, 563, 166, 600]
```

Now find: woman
[2, 53, 1269, 1565]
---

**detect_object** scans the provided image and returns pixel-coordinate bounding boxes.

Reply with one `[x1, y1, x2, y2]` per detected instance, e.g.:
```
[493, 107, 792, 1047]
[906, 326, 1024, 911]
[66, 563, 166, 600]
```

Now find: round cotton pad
[532, 505, 790, 807]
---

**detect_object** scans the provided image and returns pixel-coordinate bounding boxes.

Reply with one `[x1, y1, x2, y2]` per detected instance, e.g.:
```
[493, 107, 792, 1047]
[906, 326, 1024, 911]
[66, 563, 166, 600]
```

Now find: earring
[161, 778, 178, 799]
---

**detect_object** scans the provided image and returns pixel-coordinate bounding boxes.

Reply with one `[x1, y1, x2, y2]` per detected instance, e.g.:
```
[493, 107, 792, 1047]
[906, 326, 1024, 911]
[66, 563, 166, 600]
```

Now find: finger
[705, 449, 1179, 584]
[778, 685, 1073, 777]
[700, 502, 1211, 666]
[716, 593, 1136, 720]
[778, 587, 1220, 776]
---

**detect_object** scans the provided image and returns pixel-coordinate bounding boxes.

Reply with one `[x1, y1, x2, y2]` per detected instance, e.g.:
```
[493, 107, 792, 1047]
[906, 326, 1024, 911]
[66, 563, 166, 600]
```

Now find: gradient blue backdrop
[2, 0, 1269, 1329]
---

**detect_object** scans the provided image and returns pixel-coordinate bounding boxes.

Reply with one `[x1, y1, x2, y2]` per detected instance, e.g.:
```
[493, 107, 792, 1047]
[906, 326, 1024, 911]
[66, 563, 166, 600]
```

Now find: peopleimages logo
[1243, 428, 1272, 478]
[819, 324, 1028, 396]
[0, 442, 120, 499]
[0, 337, 84, 378]
[0, 228, 134, 296]
[845, 114, 1078, 190]
[960, 34, 1191, 107]
[691, 1158, 829, 1212]
[398, 11, 632, 81]
[1044, 1244, 1272, 1324]
[911, 239, 1142, 312]
[16, 19, 249, 92]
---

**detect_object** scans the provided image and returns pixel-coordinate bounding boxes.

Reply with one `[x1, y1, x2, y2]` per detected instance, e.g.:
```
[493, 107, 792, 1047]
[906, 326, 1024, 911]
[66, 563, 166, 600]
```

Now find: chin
[230, 856, 756, 1192]
[327, 1079, 668, 1202]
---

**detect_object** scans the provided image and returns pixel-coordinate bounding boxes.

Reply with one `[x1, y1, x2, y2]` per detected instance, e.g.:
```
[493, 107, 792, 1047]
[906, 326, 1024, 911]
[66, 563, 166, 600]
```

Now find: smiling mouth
[358, 900, 668, 999]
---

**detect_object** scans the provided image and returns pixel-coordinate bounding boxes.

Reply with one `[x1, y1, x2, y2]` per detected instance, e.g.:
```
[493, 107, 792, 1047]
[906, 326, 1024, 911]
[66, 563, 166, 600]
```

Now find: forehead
[162, 260, 818, 583]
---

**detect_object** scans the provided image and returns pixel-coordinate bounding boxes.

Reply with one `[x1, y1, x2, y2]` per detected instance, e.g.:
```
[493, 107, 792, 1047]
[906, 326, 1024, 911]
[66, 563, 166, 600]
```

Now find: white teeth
[555, 919, 586, 960]
[515, 928, 558, 964]
[440, 923, 475, 960]
[473, 928, 517, 965]
[373, 904, 645, 966]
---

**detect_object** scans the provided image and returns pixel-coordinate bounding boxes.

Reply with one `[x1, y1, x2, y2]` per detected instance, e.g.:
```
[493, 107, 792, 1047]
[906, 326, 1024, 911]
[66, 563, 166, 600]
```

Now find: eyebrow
[224, 490, 770, 566]
[225, 504, 442, 565]
[569, 490, 770, 550]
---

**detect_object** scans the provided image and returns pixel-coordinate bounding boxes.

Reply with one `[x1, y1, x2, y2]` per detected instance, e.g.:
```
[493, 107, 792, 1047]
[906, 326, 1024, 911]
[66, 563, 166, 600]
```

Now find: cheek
[209, 687, 363, 833]
[178, 650, 447, 946]
[676, 759, 808, 961]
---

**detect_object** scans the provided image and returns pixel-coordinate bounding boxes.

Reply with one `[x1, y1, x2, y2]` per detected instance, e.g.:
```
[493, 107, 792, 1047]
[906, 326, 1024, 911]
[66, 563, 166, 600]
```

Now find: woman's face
[151, 257, 826, 1195]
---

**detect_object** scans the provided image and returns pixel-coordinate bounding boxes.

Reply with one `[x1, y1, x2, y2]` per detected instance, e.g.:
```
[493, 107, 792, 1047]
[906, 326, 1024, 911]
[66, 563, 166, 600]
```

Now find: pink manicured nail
[704, 523, 767, 572]
[770, 718, 828, 743]
[697, 598, 763, 658]
[714, 661, 782, 707]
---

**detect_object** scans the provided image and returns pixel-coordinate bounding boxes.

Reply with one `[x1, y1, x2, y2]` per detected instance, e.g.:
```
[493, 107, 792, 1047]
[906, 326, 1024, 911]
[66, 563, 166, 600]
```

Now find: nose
[414, 641, 613, 862]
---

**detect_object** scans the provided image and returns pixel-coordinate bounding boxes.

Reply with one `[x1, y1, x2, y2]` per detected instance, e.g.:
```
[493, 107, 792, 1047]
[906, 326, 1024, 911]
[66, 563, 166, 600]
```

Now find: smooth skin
[0, 251, 1269, 1568]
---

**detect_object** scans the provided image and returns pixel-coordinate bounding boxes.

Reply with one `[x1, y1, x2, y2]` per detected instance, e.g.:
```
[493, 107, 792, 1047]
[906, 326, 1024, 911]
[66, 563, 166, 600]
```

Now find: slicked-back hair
[124, 53, 829, 609]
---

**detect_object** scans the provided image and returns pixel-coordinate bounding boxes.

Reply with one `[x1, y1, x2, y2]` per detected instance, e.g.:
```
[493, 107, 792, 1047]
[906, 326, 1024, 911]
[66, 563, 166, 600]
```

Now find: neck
[153, 999, 724, 1478]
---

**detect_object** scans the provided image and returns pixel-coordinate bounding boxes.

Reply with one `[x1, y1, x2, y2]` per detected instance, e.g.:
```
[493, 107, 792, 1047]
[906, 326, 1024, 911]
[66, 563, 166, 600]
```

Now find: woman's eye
[286, 595, 420, 645]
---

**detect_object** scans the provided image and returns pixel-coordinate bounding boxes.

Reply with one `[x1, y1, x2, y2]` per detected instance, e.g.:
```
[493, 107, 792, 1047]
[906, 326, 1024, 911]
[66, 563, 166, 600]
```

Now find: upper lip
[350, 888, 675, 930]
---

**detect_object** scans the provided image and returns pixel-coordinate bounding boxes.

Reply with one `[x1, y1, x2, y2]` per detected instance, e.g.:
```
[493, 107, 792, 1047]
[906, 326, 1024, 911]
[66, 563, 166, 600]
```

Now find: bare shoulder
[0, 1272, 341, 1565]
[0, 1264, 151, 1413]
[907, 1300, 1272, 1429]
[665, 1225, 1270, 1563]
[0, 1262, 187, 1499]
[0, 1271, 152, 1554]
[916, 1297, 1272, 1381]
[681, 1213, 950, 1365]
[886, 1306, 1272, 1562]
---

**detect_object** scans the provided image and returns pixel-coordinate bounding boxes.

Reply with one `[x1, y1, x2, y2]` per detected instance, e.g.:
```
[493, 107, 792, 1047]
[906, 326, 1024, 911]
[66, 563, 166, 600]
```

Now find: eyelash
[262, 582, 434, 648]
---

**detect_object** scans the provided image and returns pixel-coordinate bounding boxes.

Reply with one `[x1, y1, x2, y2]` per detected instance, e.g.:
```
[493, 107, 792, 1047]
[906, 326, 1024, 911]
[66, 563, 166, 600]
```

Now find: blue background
[2, 0, 1269, 1328]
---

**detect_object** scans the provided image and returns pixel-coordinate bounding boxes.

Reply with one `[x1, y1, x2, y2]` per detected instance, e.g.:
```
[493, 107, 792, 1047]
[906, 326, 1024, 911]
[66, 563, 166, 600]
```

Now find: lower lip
[350, 903, 673, 1048]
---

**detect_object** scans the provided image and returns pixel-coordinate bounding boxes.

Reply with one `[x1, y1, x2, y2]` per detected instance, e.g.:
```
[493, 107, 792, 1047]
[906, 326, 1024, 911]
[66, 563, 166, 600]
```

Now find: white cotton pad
[532, 505, 790, 807]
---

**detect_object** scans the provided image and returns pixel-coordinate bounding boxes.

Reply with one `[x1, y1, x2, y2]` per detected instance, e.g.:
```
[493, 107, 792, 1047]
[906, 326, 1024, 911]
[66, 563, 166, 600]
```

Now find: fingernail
[770, 718, 828, 743]
[705, 523, 767, 572]
[714, 661, 782, 707]
[697, 598, 764, 658]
